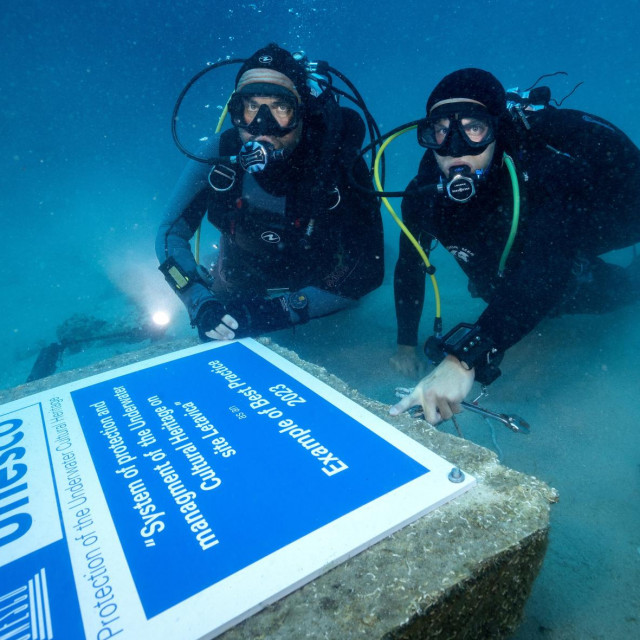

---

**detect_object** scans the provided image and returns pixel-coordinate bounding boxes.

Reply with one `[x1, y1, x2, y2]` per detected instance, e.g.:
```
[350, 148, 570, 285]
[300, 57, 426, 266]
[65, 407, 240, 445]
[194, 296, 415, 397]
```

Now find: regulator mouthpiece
[446, 166, 476, 203]
[238, 140, 286, 173]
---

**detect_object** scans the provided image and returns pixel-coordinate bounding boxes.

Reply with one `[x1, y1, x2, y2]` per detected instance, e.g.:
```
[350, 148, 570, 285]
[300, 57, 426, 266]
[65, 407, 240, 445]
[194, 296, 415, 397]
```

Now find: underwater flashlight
[152, 311, 171, 327]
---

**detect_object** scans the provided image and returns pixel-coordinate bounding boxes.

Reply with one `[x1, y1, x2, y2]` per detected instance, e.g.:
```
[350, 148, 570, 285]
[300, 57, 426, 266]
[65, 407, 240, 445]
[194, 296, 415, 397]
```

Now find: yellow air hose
[373, 126, 442, 330]
[373, 135, 521, 334]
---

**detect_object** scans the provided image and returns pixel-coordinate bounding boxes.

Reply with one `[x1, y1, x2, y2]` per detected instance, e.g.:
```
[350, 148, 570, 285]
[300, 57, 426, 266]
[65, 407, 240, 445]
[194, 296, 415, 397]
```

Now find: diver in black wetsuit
[389, 68, 640, 423]
[156, 44, 383, 341]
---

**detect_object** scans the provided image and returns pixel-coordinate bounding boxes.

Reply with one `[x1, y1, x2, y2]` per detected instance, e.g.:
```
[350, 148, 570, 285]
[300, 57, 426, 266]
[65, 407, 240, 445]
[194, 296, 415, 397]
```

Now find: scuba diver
[388, 68, 640, 424]
[156, 43, 384, 341]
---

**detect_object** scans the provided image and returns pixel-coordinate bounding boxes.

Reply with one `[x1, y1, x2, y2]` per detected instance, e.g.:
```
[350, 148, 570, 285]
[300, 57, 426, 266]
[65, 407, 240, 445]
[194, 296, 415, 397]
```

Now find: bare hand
[389, 345, 427, 377]
[389, 355, 474, 424]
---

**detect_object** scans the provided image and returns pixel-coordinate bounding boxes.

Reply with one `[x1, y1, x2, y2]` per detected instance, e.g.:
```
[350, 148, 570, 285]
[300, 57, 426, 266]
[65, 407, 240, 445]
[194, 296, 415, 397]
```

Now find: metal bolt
[448, 467, 465, 483]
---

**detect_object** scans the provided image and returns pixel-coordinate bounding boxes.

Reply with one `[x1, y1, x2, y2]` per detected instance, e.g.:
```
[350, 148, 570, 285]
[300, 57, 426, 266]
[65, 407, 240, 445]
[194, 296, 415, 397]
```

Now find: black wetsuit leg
[554, 254, 640, 315]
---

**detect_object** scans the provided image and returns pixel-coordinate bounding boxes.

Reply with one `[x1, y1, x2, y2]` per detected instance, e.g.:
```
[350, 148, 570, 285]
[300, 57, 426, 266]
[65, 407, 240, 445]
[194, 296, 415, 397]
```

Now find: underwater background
[2, 1, 638, 637]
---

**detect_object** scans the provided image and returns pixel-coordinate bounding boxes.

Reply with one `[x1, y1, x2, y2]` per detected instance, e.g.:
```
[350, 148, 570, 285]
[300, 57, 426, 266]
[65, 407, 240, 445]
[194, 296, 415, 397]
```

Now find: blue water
[2, 1, 639, 637]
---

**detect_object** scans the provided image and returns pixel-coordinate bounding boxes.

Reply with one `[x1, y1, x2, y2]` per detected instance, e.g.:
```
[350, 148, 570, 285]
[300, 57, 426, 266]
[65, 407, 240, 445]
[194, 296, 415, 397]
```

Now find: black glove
[225, 295, 294, 338]
[193, 300, 228, 342]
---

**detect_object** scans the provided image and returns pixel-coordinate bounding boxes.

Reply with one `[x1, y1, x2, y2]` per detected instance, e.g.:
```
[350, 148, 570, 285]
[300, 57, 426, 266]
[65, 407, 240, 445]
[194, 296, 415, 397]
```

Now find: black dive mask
[229, 93, 301, 137]
[417, 104, 495, 157]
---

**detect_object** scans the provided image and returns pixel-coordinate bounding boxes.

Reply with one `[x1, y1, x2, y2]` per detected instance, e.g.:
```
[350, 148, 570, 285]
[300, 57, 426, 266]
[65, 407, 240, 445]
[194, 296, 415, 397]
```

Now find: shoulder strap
[339, 106, 366, 156]
[206, 129, 243, 230]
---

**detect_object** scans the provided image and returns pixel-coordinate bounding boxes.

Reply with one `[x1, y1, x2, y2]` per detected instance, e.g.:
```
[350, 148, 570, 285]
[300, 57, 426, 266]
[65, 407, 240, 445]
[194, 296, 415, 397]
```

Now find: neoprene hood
[427, 68, 507, 117]
[235, 43, 311, 104]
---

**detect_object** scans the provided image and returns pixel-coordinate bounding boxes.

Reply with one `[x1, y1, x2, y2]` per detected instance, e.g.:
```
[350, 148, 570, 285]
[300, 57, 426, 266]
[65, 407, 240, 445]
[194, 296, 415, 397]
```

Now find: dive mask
[417, 104, 495, 156]
[229, 90, 301, 137]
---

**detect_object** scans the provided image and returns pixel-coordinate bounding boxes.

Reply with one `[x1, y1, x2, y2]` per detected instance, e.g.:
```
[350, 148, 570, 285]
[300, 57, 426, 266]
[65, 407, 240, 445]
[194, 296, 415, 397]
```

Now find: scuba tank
[506, 76, 633, 166]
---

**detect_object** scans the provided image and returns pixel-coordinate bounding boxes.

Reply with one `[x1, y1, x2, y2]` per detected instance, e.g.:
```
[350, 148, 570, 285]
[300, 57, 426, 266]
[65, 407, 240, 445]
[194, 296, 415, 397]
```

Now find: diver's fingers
[205, 323, 235, 341]
[205, 315, 240, 341]
[423, 399, 442, 425]
[389, 390, 420, 416]
[436, 400, 453, 422]
[221, 314, 238, 331]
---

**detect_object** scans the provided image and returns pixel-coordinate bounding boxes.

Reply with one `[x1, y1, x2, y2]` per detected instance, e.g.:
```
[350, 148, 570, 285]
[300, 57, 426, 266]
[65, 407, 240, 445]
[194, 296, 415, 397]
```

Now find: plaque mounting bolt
[448, 467, 465, 483]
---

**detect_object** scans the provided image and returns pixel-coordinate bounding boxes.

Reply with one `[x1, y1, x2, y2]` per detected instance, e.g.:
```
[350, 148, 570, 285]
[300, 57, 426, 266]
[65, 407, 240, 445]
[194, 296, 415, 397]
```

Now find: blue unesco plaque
[0, 339, 475, 640]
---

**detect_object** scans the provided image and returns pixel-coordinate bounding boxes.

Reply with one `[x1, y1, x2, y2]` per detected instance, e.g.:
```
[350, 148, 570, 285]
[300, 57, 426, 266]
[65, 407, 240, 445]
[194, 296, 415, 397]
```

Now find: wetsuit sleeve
[155, 140, 219, 322]
[394, 179, 430, 346]
[298, 286, 356, 318]
[474, 161, 581, 354]
[475, 244, 572, 354]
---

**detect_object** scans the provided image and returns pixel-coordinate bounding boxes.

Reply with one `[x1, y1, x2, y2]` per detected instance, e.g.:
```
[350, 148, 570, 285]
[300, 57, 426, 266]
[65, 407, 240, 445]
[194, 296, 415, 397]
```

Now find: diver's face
[434, 141, 496, 179]
[238, 96, 302, 152]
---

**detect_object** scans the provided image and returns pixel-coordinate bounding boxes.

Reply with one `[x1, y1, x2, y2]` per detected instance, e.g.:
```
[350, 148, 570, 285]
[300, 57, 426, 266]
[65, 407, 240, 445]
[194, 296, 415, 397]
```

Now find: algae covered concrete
[0, 338, 558, 640]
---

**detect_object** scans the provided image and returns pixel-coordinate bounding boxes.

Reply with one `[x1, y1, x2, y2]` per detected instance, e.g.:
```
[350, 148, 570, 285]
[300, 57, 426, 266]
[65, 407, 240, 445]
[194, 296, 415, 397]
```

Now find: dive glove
[193, 300, 229, 342]
[194, 294, 306, 341]
[224, 295, 295, 338]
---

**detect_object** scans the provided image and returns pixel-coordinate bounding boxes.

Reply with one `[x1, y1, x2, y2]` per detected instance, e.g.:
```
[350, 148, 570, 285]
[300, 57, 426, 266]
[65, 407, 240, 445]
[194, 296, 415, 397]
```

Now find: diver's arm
[390, 154, 584, 418]
[474, 190, 578, 358]
[200, 286, 355, 342]
[391, 237, 428, 376]
[297, 287, 356, 317]
[390, 192, 431, 377]
[395, 187, 430, 338]
[433, 207, 576, 391]
[156, 159, 219, 321]
[394, 228, 428, 347]
[389, 201, 577, 421]
[454, 149, 587, 365]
